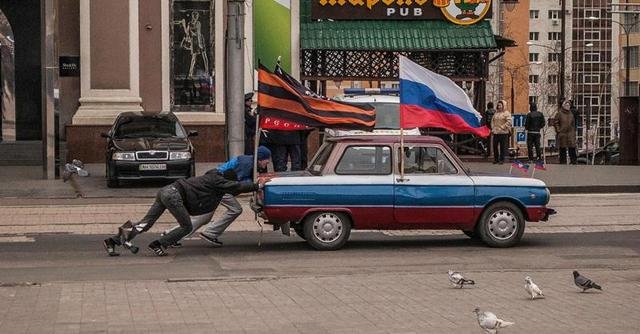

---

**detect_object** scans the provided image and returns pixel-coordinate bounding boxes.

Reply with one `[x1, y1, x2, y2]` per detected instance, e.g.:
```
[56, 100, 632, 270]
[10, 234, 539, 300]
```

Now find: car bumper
[526, 207, 556, 222]
[110, 160, 192, 180]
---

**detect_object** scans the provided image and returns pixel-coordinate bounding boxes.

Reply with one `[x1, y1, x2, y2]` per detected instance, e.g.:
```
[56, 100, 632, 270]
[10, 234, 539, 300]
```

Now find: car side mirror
[100, 132, 110, 139]
[188, 130, 199, 137]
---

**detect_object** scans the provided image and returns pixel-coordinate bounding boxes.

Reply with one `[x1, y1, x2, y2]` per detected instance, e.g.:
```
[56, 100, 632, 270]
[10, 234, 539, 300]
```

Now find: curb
[549, 185, 640, 194]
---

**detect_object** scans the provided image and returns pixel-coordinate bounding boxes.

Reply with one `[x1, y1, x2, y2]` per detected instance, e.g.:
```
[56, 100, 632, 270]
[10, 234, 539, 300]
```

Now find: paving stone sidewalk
[0, 269, 637, 333]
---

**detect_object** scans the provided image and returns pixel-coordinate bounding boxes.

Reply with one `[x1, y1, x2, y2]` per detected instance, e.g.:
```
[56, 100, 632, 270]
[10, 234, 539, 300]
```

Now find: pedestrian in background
[553, 99, 577, 164]
[483, 101, 496, 158]
[268, 130, 302, 172]
[491, 100, 512, 164]
[244, 93, 256, 155]
[525, 103, 546, 162]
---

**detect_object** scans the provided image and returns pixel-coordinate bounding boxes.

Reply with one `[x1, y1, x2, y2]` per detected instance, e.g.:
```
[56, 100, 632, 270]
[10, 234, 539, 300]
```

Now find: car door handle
[396, 178, 410, 182]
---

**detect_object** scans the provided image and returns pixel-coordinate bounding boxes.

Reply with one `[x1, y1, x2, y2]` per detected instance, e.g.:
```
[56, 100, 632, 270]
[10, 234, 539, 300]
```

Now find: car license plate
[139, 164, 167, 171]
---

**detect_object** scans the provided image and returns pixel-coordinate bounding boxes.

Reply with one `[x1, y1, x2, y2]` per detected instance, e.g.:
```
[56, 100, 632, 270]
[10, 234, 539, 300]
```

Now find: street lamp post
[505, 62, 539, 115]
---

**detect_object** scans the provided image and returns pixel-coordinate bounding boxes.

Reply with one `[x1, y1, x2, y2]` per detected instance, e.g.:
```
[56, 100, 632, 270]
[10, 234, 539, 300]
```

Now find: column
[72, 0, 142, 125]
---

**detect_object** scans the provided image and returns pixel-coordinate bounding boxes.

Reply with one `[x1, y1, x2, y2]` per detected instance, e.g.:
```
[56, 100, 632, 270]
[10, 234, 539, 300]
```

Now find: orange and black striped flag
[257, 64, 376, 131]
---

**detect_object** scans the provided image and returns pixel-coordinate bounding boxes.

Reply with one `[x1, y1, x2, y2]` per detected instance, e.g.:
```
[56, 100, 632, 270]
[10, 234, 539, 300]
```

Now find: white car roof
[333, 94, 399, 104]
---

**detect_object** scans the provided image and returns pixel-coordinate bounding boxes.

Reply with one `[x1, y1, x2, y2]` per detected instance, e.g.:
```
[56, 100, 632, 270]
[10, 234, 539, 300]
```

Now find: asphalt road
[1, 230, 639, 284]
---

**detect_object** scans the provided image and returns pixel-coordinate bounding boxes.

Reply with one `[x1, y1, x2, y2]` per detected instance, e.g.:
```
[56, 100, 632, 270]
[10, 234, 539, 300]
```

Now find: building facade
[527, 0, 574, 148]
[571, 0, 615, 149]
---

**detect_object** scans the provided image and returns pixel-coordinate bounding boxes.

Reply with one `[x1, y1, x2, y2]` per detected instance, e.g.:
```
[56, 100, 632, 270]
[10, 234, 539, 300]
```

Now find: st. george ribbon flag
[399, 56, 490, 138]
[258, 64, 376, 131]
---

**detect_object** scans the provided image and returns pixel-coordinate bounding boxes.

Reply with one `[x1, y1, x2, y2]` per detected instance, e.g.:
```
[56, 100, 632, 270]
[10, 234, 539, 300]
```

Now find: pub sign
[312, 0, 493, 25]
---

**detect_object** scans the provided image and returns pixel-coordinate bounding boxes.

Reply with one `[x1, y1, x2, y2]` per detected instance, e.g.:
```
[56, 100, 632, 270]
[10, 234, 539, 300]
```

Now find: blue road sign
[516, 131, 527, 144]
[512, 115, 526, 128]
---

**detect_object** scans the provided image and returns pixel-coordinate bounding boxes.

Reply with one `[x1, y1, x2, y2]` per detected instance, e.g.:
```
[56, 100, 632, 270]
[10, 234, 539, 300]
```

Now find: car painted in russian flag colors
[260, 135, 554, 251]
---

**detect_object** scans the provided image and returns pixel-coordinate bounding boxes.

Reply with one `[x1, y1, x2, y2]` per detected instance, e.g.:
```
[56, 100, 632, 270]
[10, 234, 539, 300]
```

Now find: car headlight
[112, 152, 135, 161]
[170, 151, 191, 160]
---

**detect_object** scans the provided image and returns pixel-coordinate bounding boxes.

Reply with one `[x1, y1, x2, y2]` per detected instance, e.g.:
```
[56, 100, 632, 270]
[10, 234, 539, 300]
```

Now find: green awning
[301, 20, 497, 51]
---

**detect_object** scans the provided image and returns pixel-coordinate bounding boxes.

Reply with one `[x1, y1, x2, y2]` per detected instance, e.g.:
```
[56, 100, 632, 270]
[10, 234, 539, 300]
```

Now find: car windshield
[114, 116, 186, 139]
[307, 142, 335, 175]
[350, 102, 399, 129]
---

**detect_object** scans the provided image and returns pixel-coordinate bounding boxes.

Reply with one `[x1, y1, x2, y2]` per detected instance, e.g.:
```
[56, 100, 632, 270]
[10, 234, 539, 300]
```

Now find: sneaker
[103, 238, 119, 257]
[168, 241, 182, 248]
[199, 233, 223, 247]
[148, 241, 168, 256]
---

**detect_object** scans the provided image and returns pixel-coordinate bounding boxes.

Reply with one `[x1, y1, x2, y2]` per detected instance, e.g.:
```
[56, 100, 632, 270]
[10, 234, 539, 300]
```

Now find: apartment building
[527, 0, 574, 148]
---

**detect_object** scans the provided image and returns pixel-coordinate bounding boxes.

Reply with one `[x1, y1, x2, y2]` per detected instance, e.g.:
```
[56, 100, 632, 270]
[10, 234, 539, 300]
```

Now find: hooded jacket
[491, 100, 513, 135]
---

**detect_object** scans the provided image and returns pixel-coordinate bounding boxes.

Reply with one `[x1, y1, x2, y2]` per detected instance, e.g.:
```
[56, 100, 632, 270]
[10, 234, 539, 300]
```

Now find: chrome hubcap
[312, 213, 343, 243]
[488, 210, 517, 240]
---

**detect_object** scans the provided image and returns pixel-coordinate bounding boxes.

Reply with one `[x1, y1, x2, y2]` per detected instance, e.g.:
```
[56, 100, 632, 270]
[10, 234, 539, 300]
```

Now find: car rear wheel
[303, 211, 351, 251]
[477, 202, 525, 248]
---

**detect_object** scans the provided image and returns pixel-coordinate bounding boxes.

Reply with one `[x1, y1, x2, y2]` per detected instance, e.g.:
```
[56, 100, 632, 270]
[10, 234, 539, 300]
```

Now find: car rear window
[308, 142, 335, 175]
[114, 116, 186, 139]
[335, 145, 391, 175]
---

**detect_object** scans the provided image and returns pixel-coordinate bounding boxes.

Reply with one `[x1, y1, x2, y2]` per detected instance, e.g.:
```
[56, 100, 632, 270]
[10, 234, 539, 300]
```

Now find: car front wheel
[477, 202, 525, 248]
[303, 211, 351, 251]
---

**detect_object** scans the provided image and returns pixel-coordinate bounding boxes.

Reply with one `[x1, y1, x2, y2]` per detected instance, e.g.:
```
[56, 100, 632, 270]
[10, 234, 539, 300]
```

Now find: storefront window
[171, 0, 214, 112]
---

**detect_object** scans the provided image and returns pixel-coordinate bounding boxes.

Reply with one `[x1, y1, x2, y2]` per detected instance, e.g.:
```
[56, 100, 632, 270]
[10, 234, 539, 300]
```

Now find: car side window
[402, 146, 457, 175]
[335, 146, 391, 175]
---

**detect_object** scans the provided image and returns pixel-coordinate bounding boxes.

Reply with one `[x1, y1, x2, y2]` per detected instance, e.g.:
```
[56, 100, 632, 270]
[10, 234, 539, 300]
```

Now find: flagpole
[400, 128, 405, 180]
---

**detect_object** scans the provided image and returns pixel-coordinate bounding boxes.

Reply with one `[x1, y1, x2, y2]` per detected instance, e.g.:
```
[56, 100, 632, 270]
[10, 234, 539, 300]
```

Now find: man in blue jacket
[198, 145, 272, 247]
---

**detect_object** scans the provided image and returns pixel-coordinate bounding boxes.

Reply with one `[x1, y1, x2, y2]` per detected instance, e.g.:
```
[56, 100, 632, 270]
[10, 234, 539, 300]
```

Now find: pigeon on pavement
[448, 270, 475, 288]
[524, 276, 544, 300]
[573, 271, 602, 292]
[473, 307, 514, 334]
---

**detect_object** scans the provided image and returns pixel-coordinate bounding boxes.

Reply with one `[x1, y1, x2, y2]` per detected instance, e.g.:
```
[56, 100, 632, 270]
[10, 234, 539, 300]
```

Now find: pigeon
[573, 271, 602, 292]
[524, 276, 544, 300]
[473, 307, 514, 334]
[448, 270, 475, 288]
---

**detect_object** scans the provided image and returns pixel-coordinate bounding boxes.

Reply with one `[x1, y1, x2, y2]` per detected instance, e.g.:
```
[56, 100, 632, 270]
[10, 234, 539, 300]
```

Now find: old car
[258, 135, 554, 250]
[101, 111, 197, 188]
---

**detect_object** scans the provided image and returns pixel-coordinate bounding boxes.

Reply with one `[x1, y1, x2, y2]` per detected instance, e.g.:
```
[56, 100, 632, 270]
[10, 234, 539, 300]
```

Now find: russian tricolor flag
[399, 56, 490, 138]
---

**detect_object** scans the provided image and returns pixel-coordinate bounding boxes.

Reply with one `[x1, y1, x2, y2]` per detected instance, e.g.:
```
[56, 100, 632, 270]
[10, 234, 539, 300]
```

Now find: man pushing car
[103, 166, 270, 257]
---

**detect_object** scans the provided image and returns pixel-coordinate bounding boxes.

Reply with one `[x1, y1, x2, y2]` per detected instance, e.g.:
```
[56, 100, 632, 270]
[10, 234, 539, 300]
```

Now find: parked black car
[101, 112, 197, 188]
[577, 139, 619, 165]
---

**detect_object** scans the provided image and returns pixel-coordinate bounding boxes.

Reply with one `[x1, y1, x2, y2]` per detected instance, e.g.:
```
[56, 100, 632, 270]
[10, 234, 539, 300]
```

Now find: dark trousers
[492, 134, 509, 163]
[123, 185, 192, 247]
[526, 132, 542, 161]
[273, 144, 302, 172]
[559, 147, 577, 165]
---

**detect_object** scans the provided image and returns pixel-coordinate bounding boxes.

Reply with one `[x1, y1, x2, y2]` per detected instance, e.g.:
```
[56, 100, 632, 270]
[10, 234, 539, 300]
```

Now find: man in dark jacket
[525, 103, 546, 162]
[483, 102, 496, 158]
[103, 169, 269, 256]
[244, 93, 256, 155]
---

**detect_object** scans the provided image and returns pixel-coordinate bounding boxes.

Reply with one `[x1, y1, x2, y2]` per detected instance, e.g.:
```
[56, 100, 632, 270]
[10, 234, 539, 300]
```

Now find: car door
[327, 144, 395, 230]
[392, 143, 475, 228]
